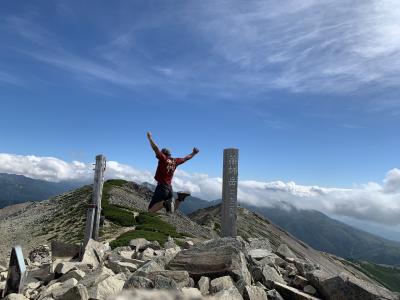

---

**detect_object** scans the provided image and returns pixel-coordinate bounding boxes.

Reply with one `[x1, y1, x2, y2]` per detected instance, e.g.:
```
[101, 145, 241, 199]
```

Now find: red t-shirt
[154, 150, 186, 185]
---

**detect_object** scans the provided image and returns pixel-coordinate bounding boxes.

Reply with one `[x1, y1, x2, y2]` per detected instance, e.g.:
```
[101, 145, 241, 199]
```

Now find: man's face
[162, 148, 171, 157]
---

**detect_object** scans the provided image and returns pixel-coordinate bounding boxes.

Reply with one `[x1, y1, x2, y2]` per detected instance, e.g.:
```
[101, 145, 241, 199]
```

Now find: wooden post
[83, 155, 106, 247]
[2, 245, 26, 297]
[221, 148, 239, 237]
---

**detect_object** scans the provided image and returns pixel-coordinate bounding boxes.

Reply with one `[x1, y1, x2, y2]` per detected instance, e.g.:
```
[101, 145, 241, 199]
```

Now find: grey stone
[181, 287, 202, 297]
[87, 274, 124, 300]
[138, 248, 155, 261]
[273, 281, 321, 300]
[81, 239, 110, 269]
[51, 241, 80, 259]
[210, 276, 235, 293]
[119, 251, 135, 260]
[55, 284, 88, 300]
[164, 237, 177, 249]
[58, 270, 86, 283]
[144, 271, 192, 289]
[243, 285, 267, 300]
[106, 260, 138, 274]
[154, 275, 178, 289]
[133, 260, 163, 276]
[248, 249, 273, 260]
[182, 240, 194, 249]
[276, 244, 296, 260]
[285, 264, 298, 277]
[79, 266, 114, 288]
[29, 245, 51, 265]
[197, 276, 210, 295]
[251, 264, 285, 289]
[214, 286, 243, 300]
[266, 289, 284, 300]
[294, 260, 319, 277]
[168, 238, 251, 285]
[292, 275, 309, 289]
[246, 238, 272, 251]
[54, 262, 90, 276]
[107, 289, 208, 300]
[129, 238, 150, 251]
[123, 275, 154, 289]
[4, 294, 29, 300]
[303, 285, 317, 295]
[39, 278, 78, 300]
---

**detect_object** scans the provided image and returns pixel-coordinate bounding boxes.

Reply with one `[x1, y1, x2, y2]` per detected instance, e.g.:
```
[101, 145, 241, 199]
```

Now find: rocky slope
[0, 180, 399, 299]
[0, 180, 210, 264]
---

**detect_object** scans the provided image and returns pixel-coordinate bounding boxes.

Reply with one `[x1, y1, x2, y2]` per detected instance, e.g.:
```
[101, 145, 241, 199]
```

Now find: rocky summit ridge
[0, 180, 399, 299]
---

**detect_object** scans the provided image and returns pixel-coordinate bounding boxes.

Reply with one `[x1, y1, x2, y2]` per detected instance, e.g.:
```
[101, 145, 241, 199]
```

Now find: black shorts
[148, 184, 173, 209]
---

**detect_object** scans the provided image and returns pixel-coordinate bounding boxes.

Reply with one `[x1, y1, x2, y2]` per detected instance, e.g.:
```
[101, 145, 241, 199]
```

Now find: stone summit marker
[221, 148, 239, 237]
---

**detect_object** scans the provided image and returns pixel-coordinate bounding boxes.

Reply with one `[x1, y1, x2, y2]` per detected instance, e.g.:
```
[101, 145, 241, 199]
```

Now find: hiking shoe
[177, 191, 191, 202]
[165, 198, 174, 214]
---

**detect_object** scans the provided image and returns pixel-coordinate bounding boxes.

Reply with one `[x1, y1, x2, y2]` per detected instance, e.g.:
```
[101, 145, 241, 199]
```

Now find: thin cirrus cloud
[3, 1, 400, 98]
[1, 152, 400, 226]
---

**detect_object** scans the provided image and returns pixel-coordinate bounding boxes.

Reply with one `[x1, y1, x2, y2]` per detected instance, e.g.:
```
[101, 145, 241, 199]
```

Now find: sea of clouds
[0, 153, 399, 226]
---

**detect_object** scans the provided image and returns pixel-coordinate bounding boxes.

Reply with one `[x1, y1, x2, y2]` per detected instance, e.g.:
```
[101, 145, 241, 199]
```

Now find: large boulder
[246, 238, 272, 251]
[251, 264, 285, 289]
[168, 238, 251, 284]
[197, 276, 210, 295]
[308, 271, 398, 300]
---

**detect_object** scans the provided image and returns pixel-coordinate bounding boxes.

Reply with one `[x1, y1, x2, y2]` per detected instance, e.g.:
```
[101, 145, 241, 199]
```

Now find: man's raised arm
[183, 147, 200, 162]
[147, 132, 160, 154]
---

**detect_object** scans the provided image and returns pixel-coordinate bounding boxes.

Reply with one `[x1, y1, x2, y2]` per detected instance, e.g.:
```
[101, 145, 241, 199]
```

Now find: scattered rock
[129, 238, 150, 251]
[248, 249, 273, 260]
[133, 261, 163, 276]
[145, 271, 192, 288]
[81, 239, 110, 269]
[51, 241, 80, 259]
[274, 281, 321, 300]
[303, 285, 317, 295]
[266, 289, 284, 300]
[58, 269, 86, 283]
[243, 285, 267, 300]
[138, 248, 155, 261]
[181, 287, 202, 297]
[106, 260, 138, 274]
[214, 286, 243, 300]
[56, 284, 88, 300]
[39, 278, 78, 299]
[198, 276, 210, 295]
[29, 245, 51, 266]
[119, 251, 135, 260]
[246, 238, 272, 251]
[210, 275, 235, 293]
[124, 275, 154, 289]
[276, 244, 296, 260]
[87, 274, 125, 300]
[164, 237, 177, 249]
[292, 275, 309, 289]
[107, 289, 208, 300]
[4, 294, 29, 300]
[154, 275, 178, 289]
[182, 241, 194, 250]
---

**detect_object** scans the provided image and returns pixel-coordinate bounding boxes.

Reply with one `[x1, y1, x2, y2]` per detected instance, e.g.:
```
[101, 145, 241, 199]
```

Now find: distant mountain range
[0, 173, 85, 208]
[2, 173, 400, 266]
[180, 196, 400, 266]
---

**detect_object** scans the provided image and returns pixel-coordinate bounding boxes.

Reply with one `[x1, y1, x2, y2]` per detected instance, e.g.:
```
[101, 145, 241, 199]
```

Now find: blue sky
[1, 1, 400, 237]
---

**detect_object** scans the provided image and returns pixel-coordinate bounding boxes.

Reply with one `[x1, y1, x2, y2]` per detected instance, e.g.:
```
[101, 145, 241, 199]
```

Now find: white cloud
[1, 153, 400, 225]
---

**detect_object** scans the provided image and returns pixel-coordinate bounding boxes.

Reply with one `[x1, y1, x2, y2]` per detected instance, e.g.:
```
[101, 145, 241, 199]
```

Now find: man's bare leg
[174, 192, 191, 211]
[148, 201, 165, 213]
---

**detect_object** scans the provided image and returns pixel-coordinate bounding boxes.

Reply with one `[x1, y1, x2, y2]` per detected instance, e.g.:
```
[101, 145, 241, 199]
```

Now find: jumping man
[147, 132, 199, 213]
